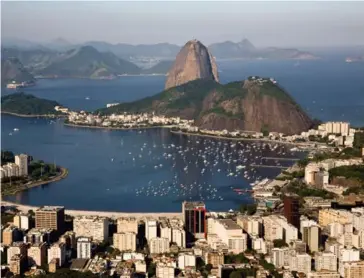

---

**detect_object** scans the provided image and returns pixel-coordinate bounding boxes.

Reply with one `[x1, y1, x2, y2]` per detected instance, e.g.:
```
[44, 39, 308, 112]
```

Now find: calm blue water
[2, 59, 364, 212]
[1, 115, 298, 212]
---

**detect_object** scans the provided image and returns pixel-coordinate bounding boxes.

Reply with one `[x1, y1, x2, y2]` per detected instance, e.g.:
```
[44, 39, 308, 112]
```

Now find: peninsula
[1, 93, 64, 117]
[1, 150, 68, 196]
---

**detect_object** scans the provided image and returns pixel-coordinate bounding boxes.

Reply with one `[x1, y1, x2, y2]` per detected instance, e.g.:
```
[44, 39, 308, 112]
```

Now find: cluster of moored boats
[119, 134, 300, 202]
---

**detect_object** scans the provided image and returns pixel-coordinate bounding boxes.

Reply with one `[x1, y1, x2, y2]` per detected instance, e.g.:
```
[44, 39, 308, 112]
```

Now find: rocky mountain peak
[165, 39, 219, 90]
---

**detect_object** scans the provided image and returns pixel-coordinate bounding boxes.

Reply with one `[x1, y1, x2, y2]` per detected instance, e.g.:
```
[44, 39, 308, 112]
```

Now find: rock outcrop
[100, 77, 313, 135]
[165, 39, 219, 89]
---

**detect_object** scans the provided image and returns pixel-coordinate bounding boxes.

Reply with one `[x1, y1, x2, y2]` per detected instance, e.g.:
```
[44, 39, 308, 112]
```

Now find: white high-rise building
[146, 220, 158, 241]
[149, 237, 169, 254]
[160, 222, 172, 243]
[172, 228, 186, 248]
[117, 217, 138, 234]
[13, 214, 30, 230]
[272, 248, 287, 268]
[48, 242, 66, 266]
[15, 154, 28, 176]
[339, 248, 360, 277]
[77, 237, 92, 259]
[307, 271, 340, 278]
[263, 215, 298, 244]
[315, 252, 337, 272]
[156, 264, 174, 278]
[178, 254, 196, 270]
[113, 232, 136, 252]
[73, 216, 109, 242]
[28, 243, 47, 267]
[209, 218, 247, 254]
[236, 215, 263, 236]
[289, 253, 312, 274]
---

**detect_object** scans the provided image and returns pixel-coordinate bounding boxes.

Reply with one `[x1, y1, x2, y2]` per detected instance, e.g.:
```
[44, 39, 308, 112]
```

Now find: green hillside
[1, 93, 61, 116]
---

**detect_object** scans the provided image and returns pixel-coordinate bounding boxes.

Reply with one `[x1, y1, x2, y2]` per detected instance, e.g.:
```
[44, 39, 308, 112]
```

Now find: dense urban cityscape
[2, 2, 364, 278]
[1, 118, 364, 277]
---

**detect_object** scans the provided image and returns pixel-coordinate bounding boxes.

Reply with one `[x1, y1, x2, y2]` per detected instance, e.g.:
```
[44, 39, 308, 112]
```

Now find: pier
[261, 157, 300, 161]
[250, 164, 289, 169]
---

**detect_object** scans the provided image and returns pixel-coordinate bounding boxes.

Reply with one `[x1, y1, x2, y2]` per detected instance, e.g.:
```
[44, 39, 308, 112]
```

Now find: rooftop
[218, 219, 241, 230]
[70, 258, 89, 271]
[183, 201, 205, 210]
[37, 206, 64, 212]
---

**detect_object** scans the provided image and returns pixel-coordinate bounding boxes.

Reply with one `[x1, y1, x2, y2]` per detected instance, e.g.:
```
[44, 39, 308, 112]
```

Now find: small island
[1, 150, 68, 196]
[1, 93, 65, 118]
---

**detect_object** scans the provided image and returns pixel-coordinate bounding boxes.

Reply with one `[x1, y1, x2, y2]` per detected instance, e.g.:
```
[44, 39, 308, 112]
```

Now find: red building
[284, 195, 300, 229]
[182, 201, 206, 239]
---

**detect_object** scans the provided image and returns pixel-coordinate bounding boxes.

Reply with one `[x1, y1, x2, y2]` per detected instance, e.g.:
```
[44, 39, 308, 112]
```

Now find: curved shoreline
[64, 122, 306, 146]
[63, 122, 172, 131]
[169, 130, 297, 145]
[1, 111, 65, 118]
[1, 167, 68, 197]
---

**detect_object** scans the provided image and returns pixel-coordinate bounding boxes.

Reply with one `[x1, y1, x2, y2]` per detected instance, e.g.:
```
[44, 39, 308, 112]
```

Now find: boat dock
[250, 164, 289, 169]
[261, 157, 300, 161]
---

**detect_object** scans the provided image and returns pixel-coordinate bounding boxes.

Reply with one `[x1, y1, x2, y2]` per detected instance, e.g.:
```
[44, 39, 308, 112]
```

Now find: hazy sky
[1, 1, 364, 47]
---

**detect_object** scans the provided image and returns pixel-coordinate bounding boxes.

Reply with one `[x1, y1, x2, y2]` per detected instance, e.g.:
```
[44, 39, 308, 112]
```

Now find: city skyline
[2, 1, 364, 48]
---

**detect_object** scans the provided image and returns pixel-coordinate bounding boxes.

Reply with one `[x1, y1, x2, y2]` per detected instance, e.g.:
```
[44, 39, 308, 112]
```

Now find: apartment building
[2, 225, 22, 245]
[272, 247, 291, 269]
[156, 263, 174, 278]
[117, 217, 138, 234]
[149, 237, 169, 254]
[307, 271, 340, 278]
[13, 214, 30, 230]
[208, 218, 247, 254]
[77, 237, 92, 259]
[113, 232, 137, 252]
[9, 254, 28, 276]
[303, 225, 321, 252]
[343, 261, 364, 278]
[263, 215, 298, 244]
[205, 251, 224, 268]
[289, 253, 312, 274]
[48, 242, 66, 266]
[319, 209, 353, 227]
[178, 253, 195, 270]
[315, 252, 337, 272]
[339, 248, 360, 277]
[145, 220, 158, 242]
[28, 242, 47, 266]
[236, 215, 263, 236]
[15, 154, 29, 176]
[35, 206, 65, 232]
[7, 242, 28, 264]
[73, 216, 109, 242]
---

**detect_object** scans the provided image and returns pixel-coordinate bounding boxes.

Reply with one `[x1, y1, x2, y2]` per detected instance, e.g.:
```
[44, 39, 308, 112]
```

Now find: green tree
[205, 264, 213, 272]
[1, 251, 7, 265]
[229, 271, 243, 278]
[196, 257, 205, 271]
[239, 203, 257, 215]
[147, 262, 156, 277]
[273, 239, 288, 248]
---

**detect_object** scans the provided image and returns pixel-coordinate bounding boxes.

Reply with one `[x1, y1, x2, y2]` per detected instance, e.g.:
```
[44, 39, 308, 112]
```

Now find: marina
[1, 115, 305, 212]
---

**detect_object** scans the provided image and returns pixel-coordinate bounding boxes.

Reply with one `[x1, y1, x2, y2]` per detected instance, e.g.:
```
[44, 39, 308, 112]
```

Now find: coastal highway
[1, 200, 182, 220]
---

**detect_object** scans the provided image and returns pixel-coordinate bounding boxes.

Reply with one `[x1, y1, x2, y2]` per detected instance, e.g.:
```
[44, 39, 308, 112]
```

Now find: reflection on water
[2, 115, 304, 212]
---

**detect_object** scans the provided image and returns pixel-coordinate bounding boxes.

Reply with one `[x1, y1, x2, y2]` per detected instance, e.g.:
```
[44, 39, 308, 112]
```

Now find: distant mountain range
[1, 57, 35, 85]
[209, 39, 318, 60]
[1, 37, 321, 81]
[1, 46, 167, 80]
[2, 37, 319, 60]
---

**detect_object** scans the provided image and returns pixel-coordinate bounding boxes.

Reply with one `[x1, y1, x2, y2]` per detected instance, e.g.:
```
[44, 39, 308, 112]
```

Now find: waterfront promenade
[1, 200, 182, 220]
